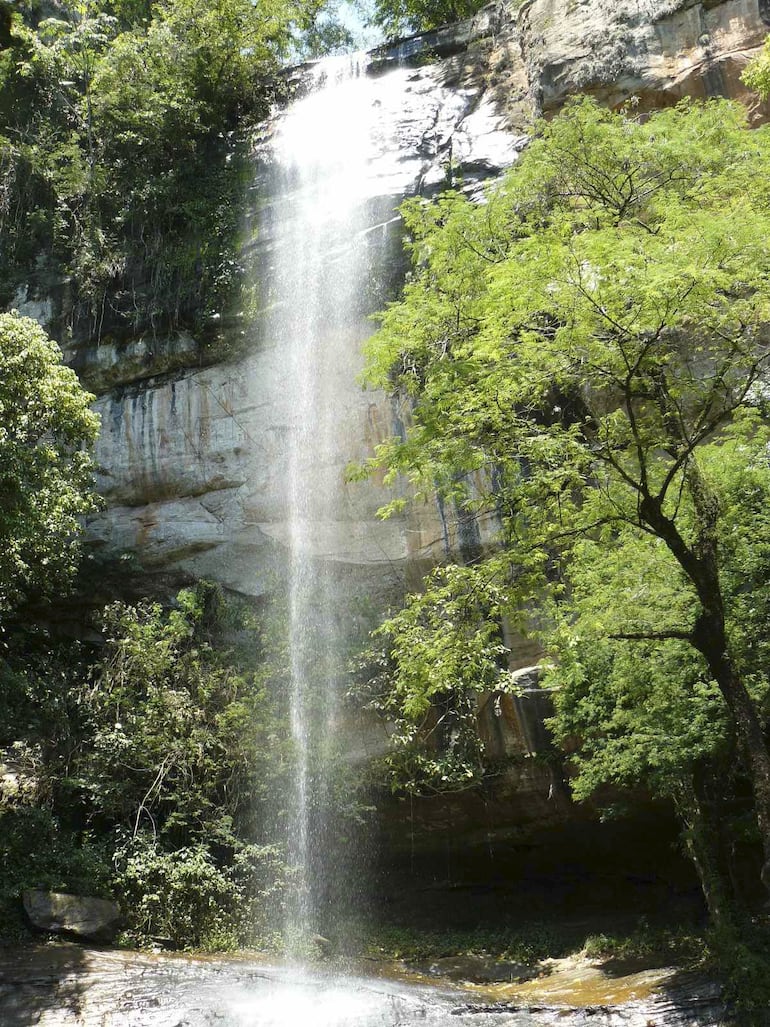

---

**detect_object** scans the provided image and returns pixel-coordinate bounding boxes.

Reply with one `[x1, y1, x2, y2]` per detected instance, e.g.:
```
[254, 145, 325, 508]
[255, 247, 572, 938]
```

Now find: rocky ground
[0, 942, 728, 1026]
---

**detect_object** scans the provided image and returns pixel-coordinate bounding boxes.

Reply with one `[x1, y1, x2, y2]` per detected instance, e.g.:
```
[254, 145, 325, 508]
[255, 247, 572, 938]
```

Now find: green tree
[365, 0, 525, 41]
[361, 98, 770, 902]
[0, 0, 325, 335]
[0, 312, 99, 617]
[366, 0, 482, 39]
[743, 34, 770, 100]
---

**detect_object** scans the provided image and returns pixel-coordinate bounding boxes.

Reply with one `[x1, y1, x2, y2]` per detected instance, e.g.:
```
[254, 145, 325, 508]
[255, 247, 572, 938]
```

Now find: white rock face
[88, 350, 427, 596]
[11, 284, 54, 326]
[520, 0, 770, 115]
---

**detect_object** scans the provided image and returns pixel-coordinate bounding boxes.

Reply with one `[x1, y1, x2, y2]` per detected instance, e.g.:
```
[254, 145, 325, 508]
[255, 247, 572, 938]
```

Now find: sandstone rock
[369, 1, 506, 68]
[63, 329, 200, 394]
[22, 890, 121, 942]
[83, 47, 520, 597]
[520, 0, 770, 118]
[11, 284, 54, 327]
[0, 944, 728, 1026]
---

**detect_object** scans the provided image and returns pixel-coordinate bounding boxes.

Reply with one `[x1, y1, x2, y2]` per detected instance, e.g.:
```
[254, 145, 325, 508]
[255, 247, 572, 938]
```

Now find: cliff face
[73, 47, 525, 601]
[520, 0, 770, 116]
[11, 0, 769, 850]
[28, 0, 759, 599]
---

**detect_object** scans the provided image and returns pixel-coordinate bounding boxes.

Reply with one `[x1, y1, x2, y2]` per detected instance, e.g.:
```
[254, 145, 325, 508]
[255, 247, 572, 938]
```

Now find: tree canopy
[0, 0, 336, 342]
[360, 97, 770, 914]
[365, 0, 485, 40]
[0, 312, 99, 617]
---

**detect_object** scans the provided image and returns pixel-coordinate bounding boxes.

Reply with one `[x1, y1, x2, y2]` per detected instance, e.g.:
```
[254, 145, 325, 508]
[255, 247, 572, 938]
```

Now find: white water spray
[263, 55, 405, 949]
[258, 46, 515, 952]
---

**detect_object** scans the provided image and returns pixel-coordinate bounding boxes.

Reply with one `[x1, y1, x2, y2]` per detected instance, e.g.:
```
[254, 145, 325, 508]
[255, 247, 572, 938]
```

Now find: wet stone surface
[0, 945, 730, 1026]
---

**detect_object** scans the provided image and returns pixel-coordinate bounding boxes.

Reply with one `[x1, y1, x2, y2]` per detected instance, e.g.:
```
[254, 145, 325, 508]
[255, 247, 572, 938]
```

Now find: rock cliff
[75, 47, 527, 600]
[520, 0, 770, 116]
[23, 0, 755, 598]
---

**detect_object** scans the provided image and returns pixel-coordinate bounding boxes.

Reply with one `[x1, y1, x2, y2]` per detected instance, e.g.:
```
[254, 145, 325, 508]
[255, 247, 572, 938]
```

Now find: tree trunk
[639, 476, 770, 898]
[673, 773, 734, 927]
[699, 628, 770, 898]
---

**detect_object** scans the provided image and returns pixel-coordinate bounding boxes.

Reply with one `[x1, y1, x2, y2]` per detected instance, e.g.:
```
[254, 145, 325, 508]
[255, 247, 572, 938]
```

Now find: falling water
[258, 45, 521, 955]
[263, 55, 405, 951]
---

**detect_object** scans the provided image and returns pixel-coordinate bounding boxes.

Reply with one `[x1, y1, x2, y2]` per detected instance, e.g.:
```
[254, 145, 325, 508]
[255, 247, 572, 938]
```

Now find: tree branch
[608, 629, 693, 642]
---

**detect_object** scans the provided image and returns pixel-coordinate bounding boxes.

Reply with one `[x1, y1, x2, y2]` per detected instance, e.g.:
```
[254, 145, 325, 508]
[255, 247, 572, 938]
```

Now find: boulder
[22, 890, 121, 942]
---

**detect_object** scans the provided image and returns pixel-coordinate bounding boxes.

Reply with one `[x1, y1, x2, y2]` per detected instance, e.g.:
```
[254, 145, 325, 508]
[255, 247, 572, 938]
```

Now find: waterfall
[255, 45, 518, 954]
[263, 55, 404, 952]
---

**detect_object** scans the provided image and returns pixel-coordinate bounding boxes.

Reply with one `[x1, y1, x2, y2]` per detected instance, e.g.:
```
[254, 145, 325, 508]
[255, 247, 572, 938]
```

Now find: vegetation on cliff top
[0, 0, 343, 346]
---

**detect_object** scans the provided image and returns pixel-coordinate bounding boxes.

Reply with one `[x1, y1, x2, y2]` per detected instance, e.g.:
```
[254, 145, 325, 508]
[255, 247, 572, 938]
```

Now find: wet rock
[415, 952, 540, 983]
[23, 890, 121, 942]
[0, 946, 729, 1026]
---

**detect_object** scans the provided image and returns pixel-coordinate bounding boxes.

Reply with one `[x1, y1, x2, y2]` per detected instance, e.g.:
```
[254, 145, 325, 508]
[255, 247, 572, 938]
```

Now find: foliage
[581, 924, 704, 964]
[69, 586, 285, 841]
[365, 0, 526, 41]
[352, 564, 513, 792]
[360, 918, 709, 971]
[0, 0, 327, 339]
[114, 835, 286, 949]
[0, 580, 378, 949]
[0, 312, 99, 618]
[69, 583, 295, 947]
[363, 921, 581, 962]
[360, 97, 770, 917]
[366, 0, 483, 39]
[547, 432, 770, 801]
[0, 583, 298, 949]
[743, 33, 770, 100]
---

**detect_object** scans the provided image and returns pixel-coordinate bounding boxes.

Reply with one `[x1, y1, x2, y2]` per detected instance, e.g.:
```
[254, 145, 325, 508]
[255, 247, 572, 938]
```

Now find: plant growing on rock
[360, 97, 770, 917]
[0, 0, 331, 339]
[743, 33, 770, 100]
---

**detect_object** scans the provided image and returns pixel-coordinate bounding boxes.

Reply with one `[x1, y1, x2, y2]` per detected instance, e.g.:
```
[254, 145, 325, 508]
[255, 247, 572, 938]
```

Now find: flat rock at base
[415, 952, 539, 983]
[22, 890, 121, 942]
